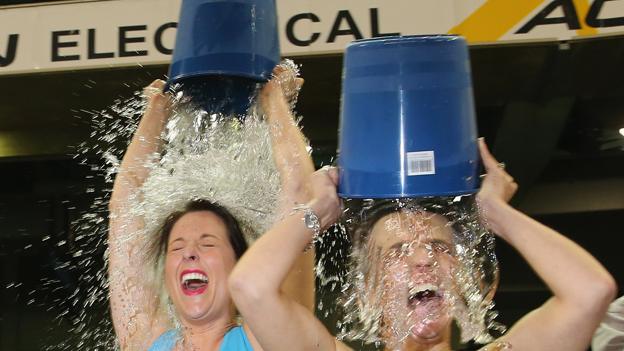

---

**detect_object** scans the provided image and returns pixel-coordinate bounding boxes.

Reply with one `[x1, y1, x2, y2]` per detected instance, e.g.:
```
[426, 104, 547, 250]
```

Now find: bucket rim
[337, 187, 479, 199]
[165, 71, 267, 91]
[347, 34, 465, 49]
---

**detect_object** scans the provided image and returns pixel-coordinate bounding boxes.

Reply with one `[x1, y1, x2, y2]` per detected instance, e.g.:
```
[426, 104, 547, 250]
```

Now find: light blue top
[148, 326, 253, 351]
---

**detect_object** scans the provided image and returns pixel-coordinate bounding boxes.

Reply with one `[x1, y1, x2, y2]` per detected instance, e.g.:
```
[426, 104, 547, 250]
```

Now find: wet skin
[368, 211, 458, 349]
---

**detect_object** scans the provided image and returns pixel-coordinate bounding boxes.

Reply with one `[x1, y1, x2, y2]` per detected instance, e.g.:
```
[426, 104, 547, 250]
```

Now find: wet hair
[340, 197, 500, 345]
[346, 200, 406, 250]
[151, 199, 248, 261]
[345, 196, 499, 292]
[346, 197, 467, 250]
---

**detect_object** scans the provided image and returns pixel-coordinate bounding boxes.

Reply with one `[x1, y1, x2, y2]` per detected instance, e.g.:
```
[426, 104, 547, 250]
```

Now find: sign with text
[1, 0, 623, 75]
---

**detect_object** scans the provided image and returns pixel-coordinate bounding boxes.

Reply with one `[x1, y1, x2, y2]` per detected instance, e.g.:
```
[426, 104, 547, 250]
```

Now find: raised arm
[477, 138, 617, 351]
[230, 167, 351, 351]
[260, 62, 315, 212]
[259, 64, 317, 312]
[108, 80, 171, 350]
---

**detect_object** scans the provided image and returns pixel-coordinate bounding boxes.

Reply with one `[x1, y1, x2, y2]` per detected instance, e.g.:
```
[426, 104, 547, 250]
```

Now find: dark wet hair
[151, 199, 248, 262]
[345, 199, 404, 250]
[345, 197, 470, 250]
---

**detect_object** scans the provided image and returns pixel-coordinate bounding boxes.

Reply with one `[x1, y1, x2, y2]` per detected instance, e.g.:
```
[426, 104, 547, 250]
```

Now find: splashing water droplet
[41, 61, 306, 350]
[319, 197, 504, 348]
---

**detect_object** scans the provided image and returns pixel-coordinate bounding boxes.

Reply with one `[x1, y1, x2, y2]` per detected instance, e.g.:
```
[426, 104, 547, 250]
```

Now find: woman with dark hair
[230, 139, 617, 351]
[152, 200, 249, 264]
[108, 65, 316, 350]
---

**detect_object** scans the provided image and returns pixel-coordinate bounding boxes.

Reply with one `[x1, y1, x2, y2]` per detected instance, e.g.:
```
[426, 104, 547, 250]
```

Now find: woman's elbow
[595, 273, 618, 307]
[580, 272, 618, 315]
[228, 269, 265, 307]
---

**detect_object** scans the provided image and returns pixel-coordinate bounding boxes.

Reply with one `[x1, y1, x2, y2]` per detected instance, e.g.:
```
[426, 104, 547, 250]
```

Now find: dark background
[1, 1, 623, 348]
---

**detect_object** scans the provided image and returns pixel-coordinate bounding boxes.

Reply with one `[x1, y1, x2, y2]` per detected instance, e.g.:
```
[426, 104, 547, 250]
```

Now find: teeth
[409, 283, 438, 296]
[181, 272, 208, 284]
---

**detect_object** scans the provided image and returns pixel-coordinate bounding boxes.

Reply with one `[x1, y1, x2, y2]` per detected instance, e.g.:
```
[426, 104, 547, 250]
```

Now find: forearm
[110, 87, 168, 236]
[117, 99, 168, 184]
[231, 202, 338, 350]
[481, 200, 616, 350]
[229, 211, 316, 347]
[262, 89, 314, 206]
[259, 86, 317, 311]
[107, 82, 170, 345]
[482, 199, 616, 307]
[231, 208, 315, 298]
[475, 139, 615, 350]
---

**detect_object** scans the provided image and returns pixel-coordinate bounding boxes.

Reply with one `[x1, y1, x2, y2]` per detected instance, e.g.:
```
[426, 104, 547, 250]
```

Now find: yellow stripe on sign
[448, 0, 545, 42]
[573, 0, 599, 36]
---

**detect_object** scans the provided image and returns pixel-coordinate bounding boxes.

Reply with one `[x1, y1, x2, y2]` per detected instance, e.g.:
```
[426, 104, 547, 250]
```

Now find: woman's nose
[182, 246, 198, 261]
[408, 245, 435, 267]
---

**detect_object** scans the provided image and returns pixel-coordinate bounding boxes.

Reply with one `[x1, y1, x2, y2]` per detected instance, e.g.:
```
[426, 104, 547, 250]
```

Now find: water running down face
[369, 210, 458, 347]
[164, 211, 238, 325]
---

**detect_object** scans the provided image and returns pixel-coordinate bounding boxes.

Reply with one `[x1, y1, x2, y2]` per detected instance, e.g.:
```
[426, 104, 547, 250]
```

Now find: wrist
[477, 196, 512, 235]
[476, 195, 505, 212]
[307, 199, 335, 230]
[291, 203, 322, 252]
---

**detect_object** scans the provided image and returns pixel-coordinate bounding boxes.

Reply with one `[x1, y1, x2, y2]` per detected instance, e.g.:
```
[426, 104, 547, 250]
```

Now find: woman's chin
[410, 324, 440, 341]
[408, 316, 450, 345]
[175, 299, 213, 323]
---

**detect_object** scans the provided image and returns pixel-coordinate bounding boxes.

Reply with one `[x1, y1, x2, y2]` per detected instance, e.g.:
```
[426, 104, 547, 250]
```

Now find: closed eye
[431, 240, 454, 255]
[199, 233, 219, 248]
[169, 237, 185, 252]
[382, 242, 409, 260]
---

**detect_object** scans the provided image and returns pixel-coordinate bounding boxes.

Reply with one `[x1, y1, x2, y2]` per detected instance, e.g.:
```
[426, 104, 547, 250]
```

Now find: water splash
[137, 106, 280, 246]
[319, 196, 505, 349]
[29, 57, 506, 350]
[38, 60, 305, 350]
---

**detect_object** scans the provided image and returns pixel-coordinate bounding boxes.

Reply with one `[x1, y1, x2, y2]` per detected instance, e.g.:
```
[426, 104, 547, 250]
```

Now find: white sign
[0, 0, 180, 75]
[1, 0, 623, 75]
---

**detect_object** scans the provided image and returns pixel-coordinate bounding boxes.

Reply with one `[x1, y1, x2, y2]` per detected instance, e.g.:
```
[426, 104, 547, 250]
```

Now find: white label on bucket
[407, 151, 435, 176]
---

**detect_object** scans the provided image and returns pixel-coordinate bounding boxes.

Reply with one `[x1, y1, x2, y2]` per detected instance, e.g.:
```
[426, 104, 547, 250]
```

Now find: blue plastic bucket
[338, 35, 479, 198]
[167, 0, 280, 115]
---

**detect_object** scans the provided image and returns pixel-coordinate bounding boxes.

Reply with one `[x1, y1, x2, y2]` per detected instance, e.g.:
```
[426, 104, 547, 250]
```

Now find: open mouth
[180, 270, 209, 296]
[405, 283, 448, 340]
[408, 283, 442, 307]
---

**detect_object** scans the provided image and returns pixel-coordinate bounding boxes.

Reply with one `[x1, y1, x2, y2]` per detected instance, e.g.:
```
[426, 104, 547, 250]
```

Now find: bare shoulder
[242, 322, 263, 351]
